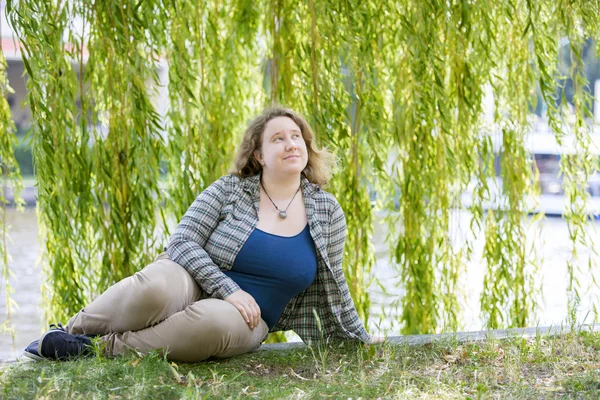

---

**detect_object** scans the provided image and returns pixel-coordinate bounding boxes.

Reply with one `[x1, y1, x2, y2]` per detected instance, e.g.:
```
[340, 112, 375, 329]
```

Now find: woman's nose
[285, 138, 297, 150]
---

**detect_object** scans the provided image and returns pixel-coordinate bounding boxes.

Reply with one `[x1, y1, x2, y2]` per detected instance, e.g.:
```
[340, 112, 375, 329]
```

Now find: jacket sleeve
[167, 176, 241, 299]
[325, 200, 371, 343]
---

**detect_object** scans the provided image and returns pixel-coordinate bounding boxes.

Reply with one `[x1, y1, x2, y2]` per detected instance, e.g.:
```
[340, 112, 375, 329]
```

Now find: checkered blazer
[167, 173, 370, 343]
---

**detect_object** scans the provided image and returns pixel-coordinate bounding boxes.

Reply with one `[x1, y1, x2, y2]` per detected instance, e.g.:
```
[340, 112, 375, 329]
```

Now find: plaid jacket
[166, 173, 370, 343]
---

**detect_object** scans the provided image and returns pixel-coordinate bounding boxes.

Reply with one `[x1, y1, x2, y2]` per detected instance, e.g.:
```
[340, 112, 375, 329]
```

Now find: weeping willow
[386, 0, 510, 333]
[164, 0, 260, 223]
[264, 0, 378, 326]
[478, 1, 542, 330]
[0, 18, 23, 345]
[85, 0, 166, 294]
[554, 2, 600, 326]
[7, 0, 168, 322]
[5, 0, 600, 336]
[7, 1, 94, 323]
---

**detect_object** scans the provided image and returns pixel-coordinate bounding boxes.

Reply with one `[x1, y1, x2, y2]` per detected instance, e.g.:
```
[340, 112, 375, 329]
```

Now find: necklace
[260, 178, 301, 219]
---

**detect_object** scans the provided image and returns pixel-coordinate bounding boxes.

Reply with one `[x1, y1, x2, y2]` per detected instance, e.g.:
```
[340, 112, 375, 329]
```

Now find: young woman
[24, 106, 371, 362]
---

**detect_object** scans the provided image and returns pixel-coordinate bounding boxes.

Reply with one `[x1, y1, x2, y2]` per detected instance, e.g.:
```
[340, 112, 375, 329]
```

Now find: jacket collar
[241, 172, 329, 266]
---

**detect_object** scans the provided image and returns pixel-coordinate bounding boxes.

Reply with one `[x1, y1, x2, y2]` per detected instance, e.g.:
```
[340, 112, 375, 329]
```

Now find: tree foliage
[0, 15, 23, 346]
[4, 0, 600, 336]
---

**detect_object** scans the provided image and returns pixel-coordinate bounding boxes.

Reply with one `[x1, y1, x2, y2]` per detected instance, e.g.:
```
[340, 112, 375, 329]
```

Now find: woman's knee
[129, 274, 172, 309]
[123, 262, 191, 311]
[186, 300, 243, 335]
[185, 300, 266, 355]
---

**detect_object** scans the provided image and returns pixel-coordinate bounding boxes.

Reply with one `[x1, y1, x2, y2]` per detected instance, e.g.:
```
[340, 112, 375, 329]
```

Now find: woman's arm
[167, 176, 241, 299]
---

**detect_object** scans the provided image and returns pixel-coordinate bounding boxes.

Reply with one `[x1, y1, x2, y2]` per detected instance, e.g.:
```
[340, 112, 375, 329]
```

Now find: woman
[24, 106, 371, 363]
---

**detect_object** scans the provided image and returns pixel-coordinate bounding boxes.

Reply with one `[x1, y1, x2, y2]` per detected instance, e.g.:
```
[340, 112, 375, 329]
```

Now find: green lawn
[2, 331, 600, 399]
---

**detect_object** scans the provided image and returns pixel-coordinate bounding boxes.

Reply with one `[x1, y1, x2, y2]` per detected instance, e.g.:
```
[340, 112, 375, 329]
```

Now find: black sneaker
[23, 339, 45, 361]
[38, 324, 93, 361]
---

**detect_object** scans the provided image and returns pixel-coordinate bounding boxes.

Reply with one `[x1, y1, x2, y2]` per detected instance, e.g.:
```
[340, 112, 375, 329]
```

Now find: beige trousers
[66, 252, 269, 362]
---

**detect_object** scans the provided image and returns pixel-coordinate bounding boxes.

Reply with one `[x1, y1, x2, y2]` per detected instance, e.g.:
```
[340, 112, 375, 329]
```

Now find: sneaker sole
[22, 350, 45, 361]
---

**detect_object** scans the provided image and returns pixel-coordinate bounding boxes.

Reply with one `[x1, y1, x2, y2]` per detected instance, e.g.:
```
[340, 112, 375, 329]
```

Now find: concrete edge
[256, 323, 600, 351]
[2, 323, 598, 362]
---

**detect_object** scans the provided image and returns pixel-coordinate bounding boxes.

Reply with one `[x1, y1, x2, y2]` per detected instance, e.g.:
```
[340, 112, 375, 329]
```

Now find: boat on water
[529, 131, 600, 216]
[462, 128, 600, 218]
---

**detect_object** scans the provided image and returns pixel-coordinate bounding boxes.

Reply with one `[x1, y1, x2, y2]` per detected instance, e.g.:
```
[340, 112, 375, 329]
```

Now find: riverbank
[2, 328, 600, 399]
[4, 176, 36, 206]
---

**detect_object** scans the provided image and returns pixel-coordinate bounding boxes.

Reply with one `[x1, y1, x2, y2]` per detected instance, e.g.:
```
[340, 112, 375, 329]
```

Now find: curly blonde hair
[231, 106, 336, 187]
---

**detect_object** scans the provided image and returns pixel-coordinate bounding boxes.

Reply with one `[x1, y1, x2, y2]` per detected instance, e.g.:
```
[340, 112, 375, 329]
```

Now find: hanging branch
[7, 0, 92, 323]
[86, 0, 167, 293]
[388, 0, 450, 334]
[434, 0, 492, 332]
[165, 0, 260, 222]
[0, 9, 23, 348]
[554, 0, 600, 326]
[478, 0, 540, 329]
[333, 0, 386, 328]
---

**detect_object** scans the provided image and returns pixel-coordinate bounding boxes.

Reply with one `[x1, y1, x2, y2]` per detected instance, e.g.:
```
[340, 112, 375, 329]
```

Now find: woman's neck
[260, 172, 301, 200]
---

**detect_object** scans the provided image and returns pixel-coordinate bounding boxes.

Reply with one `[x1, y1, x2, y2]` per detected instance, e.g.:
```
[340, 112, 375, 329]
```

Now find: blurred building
[2, 7, 30, 135]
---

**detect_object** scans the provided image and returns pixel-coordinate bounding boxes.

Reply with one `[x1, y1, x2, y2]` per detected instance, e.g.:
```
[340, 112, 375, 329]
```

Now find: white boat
[527, 131, 600, 216]
[462, 128, 600, 217]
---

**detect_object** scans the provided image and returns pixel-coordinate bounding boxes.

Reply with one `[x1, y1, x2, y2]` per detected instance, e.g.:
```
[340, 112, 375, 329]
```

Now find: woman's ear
[254, 150, 263, 166]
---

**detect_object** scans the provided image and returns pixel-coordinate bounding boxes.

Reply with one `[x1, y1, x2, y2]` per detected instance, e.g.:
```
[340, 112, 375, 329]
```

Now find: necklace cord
[260, 178, 301, 214]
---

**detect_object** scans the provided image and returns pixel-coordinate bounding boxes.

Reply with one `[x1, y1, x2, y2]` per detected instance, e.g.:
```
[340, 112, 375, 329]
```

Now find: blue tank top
[223, 224, 318, 329]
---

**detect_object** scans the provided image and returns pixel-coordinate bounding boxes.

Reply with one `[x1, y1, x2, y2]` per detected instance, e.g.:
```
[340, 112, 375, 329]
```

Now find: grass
[2, 331, 600, 399]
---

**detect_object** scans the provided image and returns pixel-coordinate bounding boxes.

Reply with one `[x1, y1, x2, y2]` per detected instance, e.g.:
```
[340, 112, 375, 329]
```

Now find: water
[0, 208, 42, 360]
[1, 207, 599, 359]
[368, 211, 600, 334]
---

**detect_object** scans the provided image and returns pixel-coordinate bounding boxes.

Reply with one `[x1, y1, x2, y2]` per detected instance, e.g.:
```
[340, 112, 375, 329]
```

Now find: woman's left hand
[370, 336, 386, 344]
[224, 289, 262, 329]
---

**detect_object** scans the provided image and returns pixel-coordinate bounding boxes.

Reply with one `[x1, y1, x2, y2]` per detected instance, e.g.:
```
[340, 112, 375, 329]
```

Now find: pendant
[279, 211, 287, 219]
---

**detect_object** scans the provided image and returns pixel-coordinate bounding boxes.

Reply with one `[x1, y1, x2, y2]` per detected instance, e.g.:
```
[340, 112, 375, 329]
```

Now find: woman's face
[255, 116, 308, 177]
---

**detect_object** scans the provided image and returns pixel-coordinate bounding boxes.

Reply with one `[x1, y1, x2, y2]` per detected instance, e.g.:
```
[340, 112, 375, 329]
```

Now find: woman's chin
[280, 167, 304, 176]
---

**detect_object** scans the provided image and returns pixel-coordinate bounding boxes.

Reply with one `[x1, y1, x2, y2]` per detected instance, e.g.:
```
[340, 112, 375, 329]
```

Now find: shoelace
[49, 322, 65, 331]
[48, 322, 93, 348]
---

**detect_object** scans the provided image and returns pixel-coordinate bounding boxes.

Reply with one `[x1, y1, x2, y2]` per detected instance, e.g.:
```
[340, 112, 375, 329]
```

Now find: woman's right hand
[224, 290, 262, 329]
